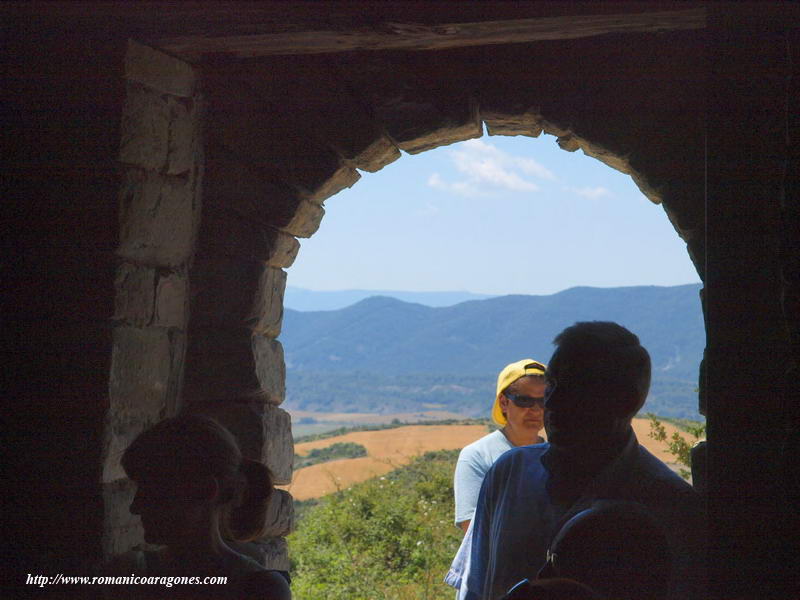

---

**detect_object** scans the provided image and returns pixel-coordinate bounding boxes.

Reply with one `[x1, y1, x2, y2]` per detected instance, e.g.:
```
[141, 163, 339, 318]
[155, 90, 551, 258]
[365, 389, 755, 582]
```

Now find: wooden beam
[152, 7, 706, 60]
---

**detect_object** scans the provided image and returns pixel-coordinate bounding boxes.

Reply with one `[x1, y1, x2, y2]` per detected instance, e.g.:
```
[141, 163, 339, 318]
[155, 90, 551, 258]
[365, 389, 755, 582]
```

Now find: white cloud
[427, 172, 484, 197]
[570, 186, 613, 200]
[426, 139, 555, 197]
[414, 199, 441, 216]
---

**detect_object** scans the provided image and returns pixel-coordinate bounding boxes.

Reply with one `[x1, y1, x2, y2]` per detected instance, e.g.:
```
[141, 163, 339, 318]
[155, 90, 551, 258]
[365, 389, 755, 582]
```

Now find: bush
[294, 442, 368, 470]
[289, 450, 462, 600]
[646, 413, 706, 480]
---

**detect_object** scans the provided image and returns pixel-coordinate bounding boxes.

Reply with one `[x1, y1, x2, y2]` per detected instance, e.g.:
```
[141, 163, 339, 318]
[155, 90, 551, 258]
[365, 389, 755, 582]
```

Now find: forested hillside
[282, 284, 704, 419]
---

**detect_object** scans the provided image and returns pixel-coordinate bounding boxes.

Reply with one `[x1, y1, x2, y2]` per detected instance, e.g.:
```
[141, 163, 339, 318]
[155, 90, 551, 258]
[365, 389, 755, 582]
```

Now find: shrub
[647, 413, 706, 480]
[289, 450, 462, 600]
[294, 442, 368, 470]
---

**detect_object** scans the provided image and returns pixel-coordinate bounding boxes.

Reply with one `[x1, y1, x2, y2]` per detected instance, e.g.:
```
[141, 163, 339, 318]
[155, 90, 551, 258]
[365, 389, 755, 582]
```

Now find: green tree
[647, 413, 706, 480]
[294, 442, 368, 469]
[289, 450, 462, 600]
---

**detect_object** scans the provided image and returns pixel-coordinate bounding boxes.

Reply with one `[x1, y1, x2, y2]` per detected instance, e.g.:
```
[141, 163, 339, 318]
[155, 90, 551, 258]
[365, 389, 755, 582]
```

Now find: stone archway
[105, 27, 709, 568]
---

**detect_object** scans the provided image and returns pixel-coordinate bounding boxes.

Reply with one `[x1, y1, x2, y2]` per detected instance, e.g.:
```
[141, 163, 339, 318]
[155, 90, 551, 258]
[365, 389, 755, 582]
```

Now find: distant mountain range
[283, 286, 495, 311]
[281, 284, 705, 420]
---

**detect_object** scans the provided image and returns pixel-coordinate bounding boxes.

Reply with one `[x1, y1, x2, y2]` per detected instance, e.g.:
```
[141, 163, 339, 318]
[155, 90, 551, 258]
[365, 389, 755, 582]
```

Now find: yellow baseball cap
[492, 358, 547, 426]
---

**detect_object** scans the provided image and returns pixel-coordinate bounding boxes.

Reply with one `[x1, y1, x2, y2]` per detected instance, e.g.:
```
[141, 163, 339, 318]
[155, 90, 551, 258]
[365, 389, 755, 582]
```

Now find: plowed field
[280, 419, 690, 500]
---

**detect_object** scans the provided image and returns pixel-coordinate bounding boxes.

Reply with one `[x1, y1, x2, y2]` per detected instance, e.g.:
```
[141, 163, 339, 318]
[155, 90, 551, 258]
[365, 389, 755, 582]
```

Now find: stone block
[252, 267, 286, 337]
[266, 231, 300, 268]
[302, 164, 360, 205]
[338, 52, 481, 154]
[482, 106, 544, 137]
[206, 91, 355, 204]
[119, 81, 169, 171]
[254, 336, 286, 405]
[556, 134, 581, 152]
[196, 207, 299, 267]
[190, 258, 285, 336]
[103, 326, 174, 482]
[166, 94, 203, 176]
[247, 55, 400, 173]
[263, 405, 293, 485]
[262, 489, 294, 537]
[183, 327, 262, 401]
[102, 478, 143, 558]
[203, 141, 304, 231]
[186, 401, 293, 485]
[125, 39, 197, 98]
[117, 168, 199, 268]
[154, 271, 187, 329]
[249, 537, 290, 571]
[384, 95, 482, 154]
[113, 262, 156, 327]
[282, 199, 324, 238]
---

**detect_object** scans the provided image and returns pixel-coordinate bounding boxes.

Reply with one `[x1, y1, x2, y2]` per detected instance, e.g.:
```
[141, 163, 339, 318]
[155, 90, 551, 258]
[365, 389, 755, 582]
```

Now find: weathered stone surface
[385, 95, 482, 154]
[220, 56, 400, 173]
[556, 134, 581, 152]
[282, 199, 324, 238]
[253, 336, 286, 405]
[205, 79, 354, 204]
[483, 109, 544, 137]
[186, 401, 293, 484]
[338, 52, 481, 154]
[166, 94, 202, 176]
[190, 258, 285, 335]
[183, 327, 262, 401]
[249, 537, 290, 571]
[102, 478, 143, 558]
[263, 405, 293, 484]
[196, 207, 299, 267]
[203, 141, 304, 230]
[262, 489, 294, 537]
[119, 81, 170, 171]
[154, 271, 187, 329]
[303, 164, 360, 204]
[103, 326, 174, 482]
[125, 39, 197, 98]
[252, 267, 286, 337]
[266, 231, 300, 268]
[351, 135, 402, 172]
[113, 262, 156, 327]
[117, 168, 199, 268]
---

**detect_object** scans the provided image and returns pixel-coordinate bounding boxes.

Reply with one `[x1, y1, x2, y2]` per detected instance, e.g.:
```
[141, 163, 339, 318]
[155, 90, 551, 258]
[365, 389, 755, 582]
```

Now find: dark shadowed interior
[4, 3, 799, 598]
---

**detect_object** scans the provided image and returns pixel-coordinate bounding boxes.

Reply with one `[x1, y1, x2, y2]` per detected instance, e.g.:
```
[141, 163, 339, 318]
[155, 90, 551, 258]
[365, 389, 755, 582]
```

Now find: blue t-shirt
[453, 430, 514, 524]
[464, 431, 706, 600]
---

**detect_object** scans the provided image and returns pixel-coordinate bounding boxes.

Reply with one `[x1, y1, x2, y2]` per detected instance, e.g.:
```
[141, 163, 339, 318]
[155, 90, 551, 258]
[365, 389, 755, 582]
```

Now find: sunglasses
[504, 392, 545, 409]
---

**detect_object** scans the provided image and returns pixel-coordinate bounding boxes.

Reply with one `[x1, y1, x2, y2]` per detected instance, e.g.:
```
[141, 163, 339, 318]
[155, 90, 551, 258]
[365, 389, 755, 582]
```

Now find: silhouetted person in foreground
[464, 321, 706, 599]
[106, 415, 291, 599]
[537, 501, 671, 600]
[500, 578, 602, 600]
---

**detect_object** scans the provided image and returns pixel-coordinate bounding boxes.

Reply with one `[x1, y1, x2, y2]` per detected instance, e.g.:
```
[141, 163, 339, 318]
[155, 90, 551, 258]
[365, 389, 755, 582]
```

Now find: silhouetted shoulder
[239, 569, 291, 599]
[489, 442, 549, 474]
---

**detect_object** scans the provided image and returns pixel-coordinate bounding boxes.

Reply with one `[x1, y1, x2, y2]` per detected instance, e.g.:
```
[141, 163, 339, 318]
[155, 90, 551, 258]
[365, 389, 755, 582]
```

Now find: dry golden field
[279, 418, 689, 501]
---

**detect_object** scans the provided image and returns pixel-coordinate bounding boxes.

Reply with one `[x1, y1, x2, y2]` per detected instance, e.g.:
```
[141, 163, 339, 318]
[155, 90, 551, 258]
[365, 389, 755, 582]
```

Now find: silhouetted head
[544, 321, 650, 449]
[538, 501, 670, 600]
[122, 415, 272, 546]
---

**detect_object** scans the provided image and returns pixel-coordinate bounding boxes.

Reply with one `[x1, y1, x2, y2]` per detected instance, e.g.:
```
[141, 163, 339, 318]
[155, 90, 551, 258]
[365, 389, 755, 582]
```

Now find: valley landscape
[282, 283, 705, 420]
[283, 284, 706, 598]
[281, 418, 690, 500]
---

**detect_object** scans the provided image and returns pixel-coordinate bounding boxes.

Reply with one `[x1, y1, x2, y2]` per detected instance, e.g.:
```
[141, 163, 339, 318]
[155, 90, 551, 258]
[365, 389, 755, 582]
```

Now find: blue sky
[287, 131, 701, 296]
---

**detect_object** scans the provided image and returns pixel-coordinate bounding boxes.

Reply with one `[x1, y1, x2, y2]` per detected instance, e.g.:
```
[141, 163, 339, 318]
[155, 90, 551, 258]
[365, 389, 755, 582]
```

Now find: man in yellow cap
[445, 359, 547, 597]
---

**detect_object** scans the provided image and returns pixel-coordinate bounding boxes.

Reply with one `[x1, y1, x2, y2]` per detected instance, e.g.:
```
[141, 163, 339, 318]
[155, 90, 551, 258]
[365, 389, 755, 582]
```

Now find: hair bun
[225, 459, 274, 541]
